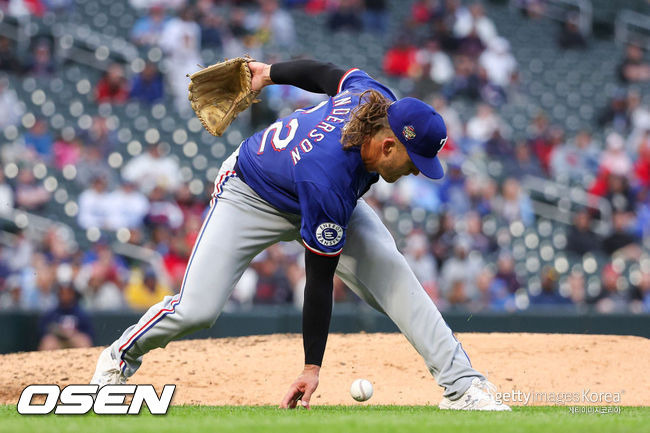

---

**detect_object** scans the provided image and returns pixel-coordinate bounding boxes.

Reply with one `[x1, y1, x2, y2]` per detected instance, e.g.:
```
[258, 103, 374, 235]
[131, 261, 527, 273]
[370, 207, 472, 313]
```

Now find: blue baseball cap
[387, 97, 448, 179]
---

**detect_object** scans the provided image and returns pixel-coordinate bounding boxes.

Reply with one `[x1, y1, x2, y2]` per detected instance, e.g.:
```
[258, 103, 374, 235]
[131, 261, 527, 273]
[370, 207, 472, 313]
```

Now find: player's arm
[249, 59, 346, 96]
[280, 249, 339, 410]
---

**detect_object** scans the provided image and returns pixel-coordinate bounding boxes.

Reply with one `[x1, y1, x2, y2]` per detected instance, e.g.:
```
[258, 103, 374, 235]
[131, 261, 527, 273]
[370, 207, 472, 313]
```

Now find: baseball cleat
[90, 347, 127, 386]
[439, 378, 511, 411]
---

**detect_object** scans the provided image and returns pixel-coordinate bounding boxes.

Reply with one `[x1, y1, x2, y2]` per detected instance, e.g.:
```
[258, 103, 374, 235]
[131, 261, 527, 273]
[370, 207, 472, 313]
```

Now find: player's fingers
[300, 388, 314, 410]
[289, 391, 303, 409]
[280, 388, 296, 408]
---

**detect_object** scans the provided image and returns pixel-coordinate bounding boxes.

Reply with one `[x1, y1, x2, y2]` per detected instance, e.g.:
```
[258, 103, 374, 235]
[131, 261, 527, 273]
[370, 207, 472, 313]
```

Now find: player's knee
[182, 310, 216, 330]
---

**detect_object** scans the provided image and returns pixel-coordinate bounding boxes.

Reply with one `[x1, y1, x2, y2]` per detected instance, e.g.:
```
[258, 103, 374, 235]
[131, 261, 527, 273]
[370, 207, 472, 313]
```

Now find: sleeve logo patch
[316, 223, 343, 247]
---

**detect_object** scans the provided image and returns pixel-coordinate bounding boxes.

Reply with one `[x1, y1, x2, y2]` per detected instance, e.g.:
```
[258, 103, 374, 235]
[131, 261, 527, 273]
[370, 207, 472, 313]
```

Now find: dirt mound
[1, 333, 648, 406]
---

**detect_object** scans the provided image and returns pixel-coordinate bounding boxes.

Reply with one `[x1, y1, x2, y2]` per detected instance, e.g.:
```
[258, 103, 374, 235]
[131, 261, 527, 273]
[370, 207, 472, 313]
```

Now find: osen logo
[316, 223, 343, 247]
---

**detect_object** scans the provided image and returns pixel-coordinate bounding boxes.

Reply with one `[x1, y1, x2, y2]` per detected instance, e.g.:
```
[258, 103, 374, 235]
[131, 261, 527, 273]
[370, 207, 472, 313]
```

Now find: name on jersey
[291, 95, 353, 166]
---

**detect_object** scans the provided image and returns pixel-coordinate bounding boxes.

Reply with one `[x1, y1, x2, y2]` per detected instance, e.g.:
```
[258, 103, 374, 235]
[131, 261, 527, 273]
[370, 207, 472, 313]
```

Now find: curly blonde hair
[341, 90, 393, 150]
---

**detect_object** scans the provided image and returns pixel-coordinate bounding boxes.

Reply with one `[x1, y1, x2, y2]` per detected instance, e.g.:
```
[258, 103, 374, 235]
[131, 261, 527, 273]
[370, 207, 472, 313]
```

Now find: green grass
[1, 405, 649, 433]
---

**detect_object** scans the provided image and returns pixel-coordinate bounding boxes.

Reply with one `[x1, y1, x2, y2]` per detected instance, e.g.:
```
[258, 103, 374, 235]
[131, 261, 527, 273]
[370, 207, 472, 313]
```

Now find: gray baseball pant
[109, 150, 483, 400]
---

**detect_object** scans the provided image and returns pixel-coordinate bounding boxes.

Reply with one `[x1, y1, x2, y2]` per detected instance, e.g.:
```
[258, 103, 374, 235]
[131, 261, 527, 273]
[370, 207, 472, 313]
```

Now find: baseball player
[91, 59, 510, 411]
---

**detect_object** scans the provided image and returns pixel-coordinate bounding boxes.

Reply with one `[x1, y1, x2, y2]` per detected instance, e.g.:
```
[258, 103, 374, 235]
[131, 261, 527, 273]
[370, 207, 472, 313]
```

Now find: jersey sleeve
[336, 68, 397, 101]
[296, 181, 355, 257]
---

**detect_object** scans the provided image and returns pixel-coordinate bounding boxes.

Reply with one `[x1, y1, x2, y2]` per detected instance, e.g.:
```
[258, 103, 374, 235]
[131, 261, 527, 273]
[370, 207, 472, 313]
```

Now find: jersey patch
[316, 223, 343, 247]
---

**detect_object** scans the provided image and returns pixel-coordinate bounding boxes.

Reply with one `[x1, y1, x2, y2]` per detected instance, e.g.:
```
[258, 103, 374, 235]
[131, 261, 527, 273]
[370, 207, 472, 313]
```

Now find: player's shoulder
[336, 68, 397, 102]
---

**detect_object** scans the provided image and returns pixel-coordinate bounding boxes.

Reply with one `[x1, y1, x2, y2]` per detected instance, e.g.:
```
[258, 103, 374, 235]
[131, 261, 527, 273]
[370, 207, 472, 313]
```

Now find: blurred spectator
[567, 269, 588, 312]
[129, 62, 164, 104]
[0, 37, 23, 74]
[494, 251, 520, 294]
[618, 44, 650, 84]
[478, 37, 517, 89]
[78, 176, 111, 230]
[23, 119, 53, 161]
[38, 283, 93, 350]
[473, 267, 512, 311]
[403, 231, 438, 300]
[431, 211, 456, 267]
[159, 6, 201, 113]
[75, 145, 119, 189]
[52, 130, 82, 170]
[557, 14, 587, 50]
[446, 277, 471, 310]
[457, 27, 485, 59]
[529, 266, 571, 307]
[199, 10, 224, 49]
[605, 174, 636, 213]
[362, 0, 388, 34]
[602, 211, 642, 259]
[25, 41, 55, 77]
[95, 63, 129, 104]
[0, 75, 24, 130]
[440, 236, 483, 300]
[105, 181, 149, 230]
[444, 55, 480, 100]
[453, 2, 498, 46]
[0, 170, 14, 218]
[466, 103, 506, 143]
[122, 143, 182, 194]
[416, 39, 455, 87]
[628, 90, 650, 135]
[81, 116, 119, 155]
[76, 243, 125, 310]
[631, 271, 650, 313]
[509, 141, 546, 180]
[566, 208, 602, 257]
[431, 95, 462, 141]
[0, 275, 22, 309]
[492, 177, 534, 226]
[145, 186, 184, 229]
[595, 264, 629, 313]
[124, 267, 173, 310]
[14, 167, 50, 211]
[383, 34, 419, 78]
[464, 210, 493, 254]
[327, 0, 362, 32]
[410, 0, 440, 26]
[549, 130, 599, 184]
[598, 90, 630, 133]
[485, 129, 513, 160]
[252, 246, 293, 304]
[245, 0, 296, 47]
[162, 233, 189, 288]
[20, 252, 57, 311]
[130, 4, 169, 47]
[634, 133, 650, 190]
[438, 159, 470, 215]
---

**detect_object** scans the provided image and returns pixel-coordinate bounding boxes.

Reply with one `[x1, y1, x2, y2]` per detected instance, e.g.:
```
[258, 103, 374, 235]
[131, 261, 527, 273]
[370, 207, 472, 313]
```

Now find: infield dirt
[1, 333, 648, 406]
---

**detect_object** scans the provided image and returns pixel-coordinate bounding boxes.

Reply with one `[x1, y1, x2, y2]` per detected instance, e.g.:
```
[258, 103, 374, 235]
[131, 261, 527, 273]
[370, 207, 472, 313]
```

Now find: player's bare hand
[279, 364, 320, 410]
[248, 61, 272, 92]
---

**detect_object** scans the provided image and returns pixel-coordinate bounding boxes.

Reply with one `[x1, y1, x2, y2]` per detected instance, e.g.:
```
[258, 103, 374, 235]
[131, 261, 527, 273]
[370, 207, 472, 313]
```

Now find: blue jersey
[237, 69, 397, 256]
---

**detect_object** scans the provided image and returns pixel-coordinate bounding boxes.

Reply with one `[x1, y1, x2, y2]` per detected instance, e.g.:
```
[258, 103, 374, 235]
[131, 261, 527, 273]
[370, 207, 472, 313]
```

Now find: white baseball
[350, 378, 373, 402]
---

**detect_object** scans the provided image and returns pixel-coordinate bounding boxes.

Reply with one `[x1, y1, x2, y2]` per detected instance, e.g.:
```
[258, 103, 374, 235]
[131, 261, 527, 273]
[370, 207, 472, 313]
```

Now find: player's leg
[96, 170, 300, 381]
[335, 199, 483, 400]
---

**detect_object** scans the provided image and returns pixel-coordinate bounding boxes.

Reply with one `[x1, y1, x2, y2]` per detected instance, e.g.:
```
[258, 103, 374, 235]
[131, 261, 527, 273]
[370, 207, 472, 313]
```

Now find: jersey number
[257, 118, 299, 154]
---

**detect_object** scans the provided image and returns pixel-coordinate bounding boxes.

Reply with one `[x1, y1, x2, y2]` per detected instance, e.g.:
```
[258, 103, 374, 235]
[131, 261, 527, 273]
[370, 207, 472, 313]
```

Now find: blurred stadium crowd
[0, 0, 649, 348]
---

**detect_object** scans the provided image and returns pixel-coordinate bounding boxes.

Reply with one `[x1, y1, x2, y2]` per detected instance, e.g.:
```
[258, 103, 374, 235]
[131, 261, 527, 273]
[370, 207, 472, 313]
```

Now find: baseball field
[2, 405, 650, 433]
[1, 332, 649, 431]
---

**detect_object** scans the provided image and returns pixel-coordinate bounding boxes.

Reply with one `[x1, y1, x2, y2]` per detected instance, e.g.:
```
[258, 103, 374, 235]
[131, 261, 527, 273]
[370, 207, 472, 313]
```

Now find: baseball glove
[187, 57, 260, 136]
